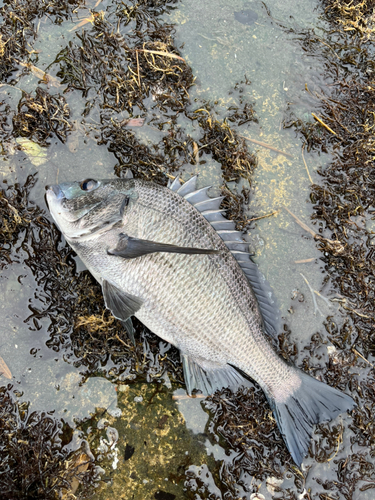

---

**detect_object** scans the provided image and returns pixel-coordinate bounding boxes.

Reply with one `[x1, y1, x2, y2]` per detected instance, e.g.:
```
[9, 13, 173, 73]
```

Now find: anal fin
[181, 354, 251, 396]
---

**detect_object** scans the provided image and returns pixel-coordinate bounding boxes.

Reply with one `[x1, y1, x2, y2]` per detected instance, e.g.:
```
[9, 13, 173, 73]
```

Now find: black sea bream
[46, 176, 354, 466]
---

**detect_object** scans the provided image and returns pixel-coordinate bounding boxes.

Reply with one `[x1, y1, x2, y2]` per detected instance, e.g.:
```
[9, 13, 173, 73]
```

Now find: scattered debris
[13, 87, 73, 146]
[0, 355, 11, 379]
[239, 133, 293, 158]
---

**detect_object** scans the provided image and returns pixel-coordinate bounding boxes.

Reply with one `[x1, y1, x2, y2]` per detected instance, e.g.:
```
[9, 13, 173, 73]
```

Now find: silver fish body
[46, 176, 354, 466]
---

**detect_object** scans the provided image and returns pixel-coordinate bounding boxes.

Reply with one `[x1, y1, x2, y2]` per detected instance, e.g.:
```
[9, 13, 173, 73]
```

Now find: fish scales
[80, 180, 288, 387]
[46, 176, 355, 467]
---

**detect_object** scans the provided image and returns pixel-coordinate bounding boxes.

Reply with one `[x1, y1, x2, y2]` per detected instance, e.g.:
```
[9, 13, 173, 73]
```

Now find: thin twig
[294, 258, 315, 264]
[284, 207, 317, 237]
[193, 141, 199, 164]
[311, 112, 337, 135]
[136, 48, 185, 62]
[172, 394, 207, 400]
[352, 348, 374, 367]
[314, 289, 332, 308]
[239, 134, 293, 158]
[343, 306, 372, 319]
[300, 273, 324, 316]
[0, 356, 12, 379]
[284, 207, 345, 255]
[165, 173, 185, 183]
[136, 50, 141, 88]
[301, 142, 313, 183]
[327, 423, 343, 462]
[247, 210, 280, 222]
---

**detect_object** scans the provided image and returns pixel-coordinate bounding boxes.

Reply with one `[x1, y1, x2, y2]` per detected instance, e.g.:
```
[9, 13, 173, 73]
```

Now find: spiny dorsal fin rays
[169, 176, 281, 341]
[201, 209, 227, 222]
[185, 186, 212, 204]
[176, 176, 198, 197]
[210, 220, 236, 231]
[195, 196, 225, 212]
[170, 177, 182, 191]
[224, 241, 250, 251]
[216, 230, 244, 242]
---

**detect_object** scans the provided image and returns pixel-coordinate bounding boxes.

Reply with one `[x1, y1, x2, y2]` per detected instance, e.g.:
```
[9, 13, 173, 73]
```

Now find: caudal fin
[267, 370, 355, 467]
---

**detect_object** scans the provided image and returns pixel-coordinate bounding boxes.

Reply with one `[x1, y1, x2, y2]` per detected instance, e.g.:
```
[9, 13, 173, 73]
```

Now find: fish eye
[80, 179, 98, 191]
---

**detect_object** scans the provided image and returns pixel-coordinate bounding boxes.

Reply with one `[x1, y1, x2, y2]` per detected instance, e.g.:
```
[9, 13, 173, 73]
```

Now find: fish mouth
[45, 184, 66, 225]
[46, 184, 64, 202]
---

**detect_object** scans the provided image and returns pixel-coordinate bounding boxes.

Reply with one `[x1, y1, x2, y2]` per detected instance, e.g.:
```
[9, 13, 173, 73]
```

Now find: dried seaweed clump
[323, 0, 375, 39]
[0, 99, 15, 150]
[316, 453, 375, 498]
[0, 175, 39, 268]
[227, 78, 258, 127]
[101, 125, 171, 183]
[13, 87, 73, 146]
[73, 307, 183, 386]
[0, 0, 84, 81]
[115, 0, 178, 25]
[309, 90, 375, 357]
[0, 386, 99, 500]
[103, 104, 257, 185]
[350, 371, 375, 453]
[220, 184, 251, 231]
[194, 108, 257, 182]
[54, 15, 193, 114]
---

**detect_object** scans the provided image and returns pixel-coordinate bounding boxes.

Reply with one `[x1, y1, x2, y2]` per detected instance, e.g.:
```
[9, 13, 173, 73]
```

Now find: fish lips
[45, 182, 83, 212]
[45, 184, 66, 227]
[46, 184, 64, 201]
[46, 181, 83, 201]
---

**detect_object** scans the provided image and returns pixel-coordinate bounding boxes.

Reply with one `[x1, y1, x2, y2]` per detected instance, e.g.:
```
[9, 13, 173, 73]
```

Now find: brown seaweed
[0, 386, 98, 500]
[53, 16, 192, 114]
[13, 87, 73, 145]
[0, 0, 85, 82]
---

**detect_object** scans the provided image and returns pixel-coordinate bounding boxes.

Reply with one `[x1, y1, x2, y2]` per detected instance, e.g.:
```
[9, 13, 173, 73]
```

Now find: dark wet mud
[1, 0, 375, 498]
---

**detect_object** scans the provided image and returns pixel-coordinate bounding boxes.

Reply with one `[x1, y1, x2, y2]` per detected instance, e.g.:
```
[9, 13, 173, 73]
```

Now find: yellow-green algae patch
[91, 383, 215, 500]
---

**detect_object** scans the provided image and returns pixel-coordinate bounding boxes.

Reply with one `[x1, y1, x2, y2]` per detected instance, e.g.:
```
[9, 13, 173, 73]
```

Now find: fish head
[46, 178, 136, 240]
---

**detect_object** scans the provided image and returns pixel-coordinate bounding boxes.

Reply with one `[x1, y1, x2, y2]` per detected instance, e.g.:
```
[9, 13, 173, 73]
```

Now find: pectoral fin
[108, 233, 219, 259]
[102, 280, 143, 323]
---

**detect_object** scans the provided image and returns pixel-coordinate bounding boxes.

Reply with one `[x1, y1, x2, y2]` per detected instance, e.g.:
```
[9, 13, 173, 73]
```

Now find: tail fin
[266, 370, 355, 467]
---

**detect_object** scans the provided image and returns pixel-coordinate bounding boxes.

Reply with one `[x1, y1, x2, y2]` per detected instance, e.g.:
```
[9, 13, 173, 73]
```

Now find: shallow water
[0, 0, 368, 498]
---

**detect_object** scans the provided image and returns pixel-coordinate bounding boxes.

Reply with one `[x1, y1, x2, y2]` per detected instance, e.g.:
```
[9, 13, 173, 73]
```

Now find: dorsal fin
[169, 177, 281, 339]
[169, 177, 182, 191]
[185, 186, 211, 204]
[176, 176, 197, 196]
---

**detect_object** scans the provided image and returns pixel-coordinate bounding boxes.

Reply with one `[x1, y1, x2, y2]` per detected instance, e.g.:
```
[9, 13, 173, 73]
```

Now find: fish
[46, 175, 355, 467]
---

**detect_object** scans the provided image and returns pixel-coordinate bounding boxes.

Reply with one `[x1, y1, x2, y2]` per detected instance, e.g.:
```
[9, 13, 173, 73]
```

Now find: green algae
[91, 382, 215, 500]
